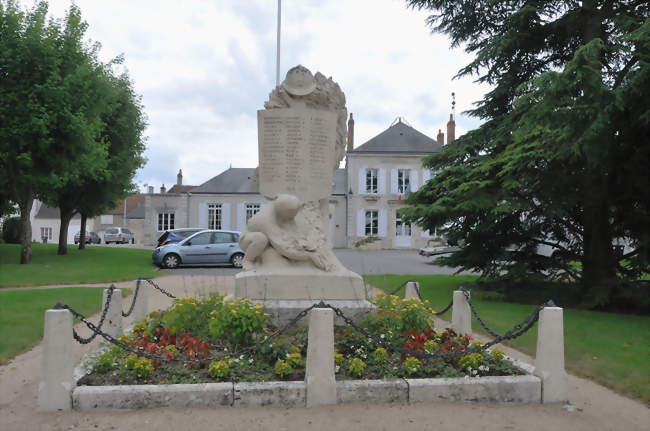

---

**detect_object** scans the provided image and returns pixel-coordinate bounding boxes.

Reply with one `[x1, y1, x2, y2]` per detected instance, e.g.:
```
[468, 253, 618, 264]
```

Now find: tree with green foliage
[403, 0, 649, 308]
[76, 71, 147, 250]
[0, 1, 146, 259]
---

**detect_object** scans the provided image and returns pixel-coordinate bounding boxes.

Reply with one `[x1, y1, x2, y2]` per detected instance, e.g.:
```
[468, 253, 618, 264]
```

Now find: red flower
[467, 335, 473, 340]
[155, 328, 161, 334]
[147, 343, 156, 351]
[124, 339, 131, 344]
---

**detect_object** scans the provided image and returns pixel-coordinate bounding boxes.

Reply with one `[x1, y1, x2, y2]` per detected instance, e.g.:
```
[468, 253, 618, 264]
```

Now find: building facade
[141, 116, 454, 249]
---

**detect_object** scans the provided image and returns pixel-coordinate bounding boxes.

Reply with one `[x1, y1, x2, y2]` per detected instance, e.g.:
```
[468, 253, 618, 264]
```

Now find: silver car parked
[152, 229, 244, 269]
[104, 227, 134, 244]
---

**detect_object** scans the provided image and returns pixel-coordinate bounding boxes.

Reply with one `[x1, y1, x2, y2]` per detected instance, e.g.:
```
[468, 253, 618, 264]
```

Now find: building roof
[191, 167, 347, 196]
[350, 119, 441, 154]
[126, 205, 145, 219]
[35, 204, 81, 219]
[107, 194, 145, 215]
[167, 184, 196, 194]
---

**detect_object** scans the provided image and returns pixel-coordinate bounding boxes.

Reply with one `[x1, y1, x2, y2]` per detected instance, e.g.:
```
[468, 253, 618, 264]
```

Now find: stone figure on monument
[235, 65, 367, 315]
[239, 65, 348, 273]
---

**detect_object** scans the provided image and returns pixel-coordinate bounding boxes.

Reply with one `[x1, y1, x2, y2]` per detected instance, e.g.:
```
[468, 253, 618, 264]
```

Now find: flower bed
[78, 292, 522, 387]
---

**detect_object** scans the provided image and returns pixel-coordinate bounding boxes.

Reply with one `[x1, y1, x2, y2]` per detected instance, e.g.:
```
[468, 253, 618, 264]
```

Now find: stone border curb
[72, 374, 541, 410]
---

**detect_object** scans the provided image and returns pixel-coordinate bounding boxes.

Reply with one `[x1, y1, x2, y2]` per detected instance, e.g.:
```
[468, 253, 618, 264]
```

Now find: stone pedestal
[305, 308, 337, 407]
[132, 279, 149, 323]
[235, 268, 372, 325]
[38, 309, 74, 411]
[404, 281, 419, 300]
[102, 287, 123, 338]
[452, 290, 471, 336]
[534, 307, 568, 403]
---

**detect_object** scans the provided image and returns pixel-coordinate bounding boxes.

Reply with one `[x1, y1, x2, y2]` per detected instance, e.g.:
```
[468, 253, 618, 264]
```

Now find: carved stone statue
[235, 66, 367, 319]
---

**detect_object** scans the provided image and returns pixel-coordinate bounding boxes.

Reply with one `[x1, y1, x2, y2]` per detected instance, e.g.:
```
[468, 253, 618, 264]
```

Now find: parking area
[159, 249, 476, 276]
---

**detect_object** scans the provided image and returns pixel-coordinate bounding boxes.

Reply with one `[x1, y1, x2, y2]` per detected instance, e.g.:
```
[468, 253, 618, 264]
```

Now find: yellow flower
[263, 313, 270, 317]
[231, 309, 237, 314]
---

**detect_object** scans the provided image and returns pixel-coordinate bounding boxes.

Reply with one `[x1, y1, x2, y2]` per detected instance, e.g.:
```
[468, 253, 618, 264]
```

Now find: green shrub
[1, 217, 21, 244]
[163, 293, 223, 340]
[274, 359, 292, 377]
[209, 298, 269, 349]
[348, 357, 366, 377]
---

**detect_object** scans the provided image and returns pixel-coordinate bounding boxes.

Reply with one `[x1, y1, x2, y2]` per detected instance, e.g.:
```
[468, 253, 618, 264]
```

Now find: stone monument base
[234, 268, 374, 326]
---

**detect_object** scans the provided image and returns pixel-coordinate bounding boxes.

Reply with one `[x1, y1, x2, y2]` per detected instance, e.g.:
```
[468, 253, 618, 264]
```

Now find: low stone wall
[72, 374, 541, 410]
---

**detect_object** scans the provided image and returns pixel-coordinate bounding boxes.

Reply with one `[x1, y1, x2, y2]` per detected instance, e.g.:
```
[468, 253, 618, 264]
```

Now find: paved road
[160, 249, 476, 276]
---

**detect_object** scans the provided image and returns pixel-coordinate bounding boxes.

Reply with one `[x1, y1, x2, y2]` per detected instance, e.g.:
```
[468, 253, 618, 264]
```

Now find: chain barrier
[65, 285, 115, 344]
[323, 299, 550, 360]
[386, 279, 417, 296]
[139, 277, 177, 299]
[56, 301, 316, 364]
[386, 279, 453, 316]
[121, 279, 141, 317]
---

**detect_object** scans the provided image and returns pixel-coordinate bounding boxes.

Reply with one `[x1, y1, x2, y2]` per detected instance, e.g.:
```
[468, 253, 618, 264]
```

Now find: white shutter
[378, 209, 387, 237]
[420, 229, 430, 238]
[378, 168, 386, 195]
[198, 202, 207, 228]
[410, 170, 419, 192]
[390, 169, 398, 194]
[422, 169, 431, 184]
[236, 203, 246, 231]
[221, 203, 231, 230]
[358, 168, 366, 194]
[356, 209, 365, 237]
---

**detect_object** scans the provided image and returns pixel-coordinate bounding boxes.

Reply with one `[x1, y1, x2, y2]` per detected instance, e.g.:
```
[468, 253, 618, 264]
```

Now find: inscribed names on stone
[257, 108, 336, 202]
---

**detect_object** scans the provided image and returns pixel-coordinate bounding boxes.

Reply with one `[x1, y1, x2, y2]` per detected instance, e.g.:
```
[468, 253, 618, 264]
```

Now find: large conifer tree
[403, 0, 649, 307]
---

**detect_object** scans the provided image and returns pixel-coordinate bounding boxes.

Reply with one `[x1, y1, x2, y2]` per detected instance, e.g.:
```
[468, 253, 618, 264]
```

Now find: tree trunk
[78, 213, 87, 250]
[581, 181, 617, 307]
[57, 207, 76, 255]
[18, 194, 33, 264]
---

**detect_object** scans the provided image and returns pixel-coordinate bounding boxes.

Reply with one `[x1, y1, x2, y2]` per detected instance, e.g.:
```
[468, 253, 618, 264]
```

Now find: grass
[364, 274, 650, 405]
[0, 243, 161, 287]
[0, 287, 130, 364]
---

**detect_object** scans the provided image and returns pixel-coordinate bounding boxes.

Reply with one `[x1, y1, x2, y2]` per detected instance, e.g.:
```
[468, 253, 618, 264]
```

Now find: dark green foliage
[1, 217, 21, 244]
[403, 0, 650, 308]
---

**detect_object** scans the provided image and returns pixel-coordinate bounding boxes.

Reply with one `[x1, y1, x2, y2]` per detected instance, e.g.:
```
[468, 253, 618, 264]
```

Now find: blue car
[152, 229, 244, 269]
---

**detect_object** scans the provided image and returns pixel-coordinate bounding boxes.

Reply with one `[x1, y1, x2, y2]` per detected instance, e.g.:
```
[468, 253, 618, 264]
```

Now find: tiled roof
[107, 194, 145, 215]
[350, 120, 441, 154]
[35, 204, 81, 219]
[191, 168, 346, 196]
[167, 184, 196, 193]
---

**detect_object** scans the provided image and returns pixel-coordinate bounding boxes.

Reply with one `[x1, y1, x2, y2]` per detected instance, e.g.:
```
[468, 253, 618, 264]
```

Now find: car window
[178, 229, 201, 238]
[231, 233, 239, 243]
[123, 229, 132, 234]
[188, 232, 211, 245]
[106, 228, 118, 234]
[212, 232, 232, 244]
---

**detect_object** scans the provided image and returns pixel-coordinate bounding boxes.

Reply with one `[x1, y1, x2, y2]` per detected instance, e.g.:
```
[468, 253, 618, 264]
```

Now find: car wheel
[231, 253, 244, 268]
[131, 238, 135, 244]
[163, 253, 181, 269]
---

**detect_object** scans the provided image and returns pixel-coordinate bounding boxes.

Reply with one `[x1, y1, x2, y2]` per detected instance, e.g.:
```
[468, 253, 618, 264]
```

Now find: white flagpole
[276, 0, 281, 87]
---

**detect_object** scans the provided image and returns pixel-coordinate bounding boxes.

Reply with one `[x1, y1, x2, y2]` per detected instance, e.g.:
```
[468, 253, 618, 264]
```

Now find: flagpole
[276, 0, 281, 87]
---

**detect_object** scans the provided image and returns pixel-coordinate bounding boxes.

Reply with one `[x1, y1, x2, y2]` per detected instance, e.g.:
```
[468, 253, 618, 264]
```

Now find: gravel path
[0, 275, 647, 431]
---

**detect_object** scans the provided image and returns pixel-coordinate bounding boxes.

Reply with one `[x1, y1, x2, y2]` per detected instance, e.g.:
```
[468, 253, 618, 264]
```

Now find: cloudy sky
[33, 0, 489, 190]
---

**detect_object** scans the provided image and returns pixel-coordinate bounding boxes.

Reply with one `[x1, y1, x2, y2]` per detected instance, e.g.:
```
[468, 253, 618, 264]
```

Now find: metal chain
[59, 302, 316, 364]
[65, 285, 115, 344]
[324, 299, 547, 360]
[387, 278, 417, 296]
[140, 278, 177, 299]
[121, 279, 141, 317]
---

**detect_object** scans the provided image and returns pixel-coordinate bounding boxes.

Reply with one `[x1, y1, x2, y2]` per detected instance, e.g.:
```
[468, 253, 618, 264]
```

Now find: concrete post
[103, 287, 123, 338]
[132, 279, 149, 323]
[38, 309, 74, 411]
[452, 290, 471, 336]
[534, 307, 568, 403]
[404, 281, 419, 300]
[305, 307, 337, 407]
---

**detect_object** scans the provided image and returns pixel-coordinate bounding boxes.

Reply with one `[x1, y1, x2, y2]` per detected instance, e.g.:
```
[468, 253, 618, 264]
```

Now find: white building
[141, 115, 455, 248]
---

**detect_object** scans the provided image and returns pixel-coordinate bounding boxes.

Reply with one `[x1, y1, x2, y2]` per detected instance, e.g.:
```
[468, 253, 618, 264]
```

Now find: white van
[104, 227, 134, 244]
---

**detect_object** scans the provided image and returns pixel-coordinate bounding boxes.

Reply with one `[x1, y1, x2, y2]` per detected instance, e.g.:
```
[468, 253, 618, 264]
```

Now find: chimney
[160, 184, 166, 193]
[447, 113, 455, 145]
[436, 129, 444, 146]
[347, 113, 354, 152]
[148, 185, 154, 194]
[177, 169, 183, 186]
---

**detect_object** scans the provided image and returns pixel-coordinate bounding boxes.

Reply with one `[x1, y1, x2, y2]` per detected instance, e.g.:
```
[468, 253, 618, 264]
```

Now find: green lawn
[364, 274, 650, 405]
[0, 287, 130, 364]
[0, 243, 161, 287]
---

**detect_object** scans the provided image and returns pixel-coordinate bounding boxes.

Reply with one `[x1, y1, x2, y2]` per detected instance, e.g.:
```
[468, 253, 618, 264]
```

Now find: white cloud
[24, 0, 491, 189]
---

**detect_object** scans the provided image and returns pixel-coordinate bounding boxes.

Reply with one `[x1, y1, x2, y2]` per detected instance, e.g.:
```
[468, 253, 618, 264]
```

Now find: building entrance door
[395, 217, 411, 248]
